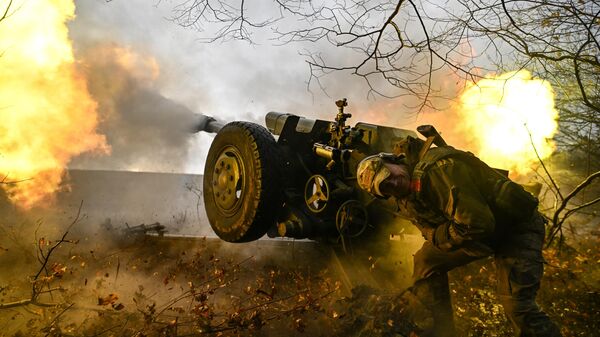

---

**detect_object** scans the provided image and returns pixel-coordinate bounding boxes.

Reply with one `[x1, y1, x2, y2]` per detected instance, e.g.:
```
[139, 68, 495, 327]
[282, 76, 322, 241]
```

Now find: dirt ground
[0, 211, 598, 337]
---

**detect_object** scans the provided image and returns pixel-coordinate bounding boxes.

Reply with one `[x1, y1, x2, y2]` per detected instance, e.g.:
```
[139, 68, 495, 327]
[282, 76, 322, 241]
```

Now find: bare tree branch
[548, 170, 600, 245]
[0, 201, 83, 310]
[525, 124, 564, 200]
[0, 0, 13, 22]
[0, 173, 32, 185]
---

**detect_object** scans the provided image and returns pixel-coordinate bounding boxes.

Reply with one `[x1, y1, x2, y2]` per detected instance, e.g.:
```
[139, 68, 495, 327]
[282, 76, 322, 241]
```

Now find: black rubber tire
[203, 121, 281, 242]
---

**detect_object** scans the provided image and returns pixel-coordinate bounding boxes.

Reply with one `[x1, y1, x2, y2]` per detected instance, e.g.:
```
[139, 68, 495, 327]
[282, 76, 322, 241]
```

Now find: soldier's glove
[420, 226, 435, 242]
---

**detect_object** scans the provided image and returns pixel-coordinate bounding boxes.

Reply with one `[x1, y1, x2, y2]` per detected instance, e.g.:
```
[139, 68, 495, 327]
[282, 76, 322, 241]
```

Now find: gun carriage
[197, 99, 426, 247]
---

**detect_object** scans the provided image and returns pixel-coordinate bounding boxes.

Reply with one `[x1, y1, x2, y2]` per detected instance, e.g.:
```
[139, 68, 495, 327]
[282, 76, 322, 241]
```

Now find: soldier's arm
[421, 158, 495, 251]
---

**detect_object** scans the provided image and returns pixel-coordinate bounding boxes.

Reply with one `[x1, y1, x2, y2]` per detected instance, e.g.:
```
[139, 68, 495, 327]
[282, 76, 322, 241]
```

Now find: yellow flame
[457, 70, 558, 176]
[0, 0, 108, 208]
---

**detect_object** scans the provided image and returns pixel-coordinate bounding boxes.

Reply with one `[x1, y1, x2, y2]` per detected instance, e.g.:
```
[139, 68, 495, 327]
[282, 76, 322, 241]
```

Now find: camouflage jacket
[403, 147, 537, 253]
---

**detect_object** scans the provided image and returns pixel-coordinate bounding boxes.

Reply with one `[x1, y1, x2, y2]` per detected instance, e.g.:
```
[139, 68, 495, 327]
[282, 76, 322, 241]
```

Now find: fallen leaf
[98, 293, 119, 306]
[112, 303, 125, 310]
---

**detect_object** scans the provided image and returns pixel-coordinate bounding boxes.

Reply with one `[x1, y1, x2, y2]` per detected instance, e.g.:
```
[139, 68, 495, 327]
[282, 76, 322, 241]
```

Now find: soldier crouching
[356, 137, 561, 337]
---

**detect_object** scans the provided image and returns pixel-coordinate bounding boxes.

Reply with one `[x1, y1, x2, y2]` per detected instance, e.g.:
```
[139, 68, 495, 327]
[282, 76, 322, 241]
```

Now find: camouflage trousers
[408, 213, 562, 337]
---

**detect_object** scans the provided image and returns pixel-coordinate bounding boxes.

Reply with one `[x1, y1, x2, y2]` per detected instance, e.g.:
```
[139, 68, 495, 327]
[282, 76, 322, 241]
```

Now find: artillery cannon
[195, 99, 423, 246]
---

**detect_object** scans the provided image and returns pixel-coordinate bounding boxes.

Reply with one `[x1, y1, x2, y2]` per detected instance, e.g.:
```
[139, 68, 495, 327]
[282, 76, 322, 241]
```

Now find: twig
[0, 299, 33, 309]
[0, 202, 84, 310]
[43, 303, 75, 337]
[548, 171, 600, 245]
[0, 0, 13, 22]
[0, 299, 59, 309]
[0, 172, 32, 185]
[34, 201, 83, 280]
[115, 256, 120, 283]
[525, 123, 563, 200]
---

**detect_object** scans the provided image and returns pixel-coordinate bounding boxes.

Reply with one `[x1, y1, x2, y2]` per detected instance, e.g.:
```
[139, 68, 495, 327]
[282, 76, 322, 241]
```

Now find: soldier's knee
[412, 249, 430, 282]
[412, 244, 444, 282]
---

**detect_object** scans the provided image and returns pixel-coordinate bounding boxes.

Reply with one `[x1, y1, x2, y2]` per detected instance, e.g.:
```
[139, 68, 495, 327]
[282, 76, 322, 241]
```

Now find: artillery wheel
[203, 122, 281, 242]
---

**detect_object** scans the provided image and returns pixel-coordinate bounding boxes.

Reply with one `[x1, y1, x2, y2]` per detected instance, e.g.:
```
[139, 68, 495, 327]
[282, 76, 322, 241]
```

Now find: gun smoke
[69, 44, 199, 174]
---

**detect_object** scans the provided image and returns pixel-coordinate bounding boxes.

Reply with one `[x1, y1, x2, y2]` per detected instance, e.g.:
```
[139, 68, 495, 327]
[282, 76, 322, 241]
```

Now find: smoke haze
[69, 44, 198, 173]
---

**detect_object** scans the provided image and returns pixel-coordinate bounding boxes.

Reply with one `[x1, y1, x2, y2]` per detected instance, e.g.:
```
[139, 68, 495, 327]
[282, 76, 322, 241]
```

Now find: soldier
[356, 137, 561, 337]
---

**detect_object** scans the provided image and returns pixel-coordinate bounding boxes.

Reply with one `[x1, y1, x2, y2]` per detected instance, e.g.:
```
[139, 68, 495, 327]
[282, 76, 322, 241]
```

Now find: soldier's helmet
[356, 154, 393, 198]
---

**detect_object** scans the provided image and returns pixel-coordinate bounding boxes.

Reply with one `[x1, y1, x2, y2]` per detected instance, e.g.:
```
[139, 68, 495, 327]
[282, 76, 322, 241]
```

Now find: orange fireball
[0, 0, 108, 208]
[457, 70, 558, 176]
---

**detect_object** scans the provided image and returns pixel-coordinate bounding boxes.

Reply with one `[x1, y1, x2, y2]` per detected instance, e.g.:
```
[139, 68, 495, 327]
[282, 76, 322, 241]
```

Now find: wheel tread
[204, 121, 282, 242]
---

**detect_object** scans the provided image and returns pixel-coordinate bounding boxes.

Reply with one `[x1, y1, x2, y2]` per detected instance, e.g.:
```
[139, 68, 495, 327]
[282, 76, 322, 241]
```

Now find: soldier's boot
[520, 315, 562, 337]
[499, 298, 562, 337]
[404, 272, 456, 337]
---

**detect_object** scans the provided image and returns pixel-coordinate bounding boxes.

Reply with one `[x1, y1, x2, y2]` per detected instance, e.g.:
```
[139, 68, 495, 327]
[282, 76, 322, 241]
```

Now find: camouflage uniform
[407, 146, 561, 337]
[359, 146, 561, 337]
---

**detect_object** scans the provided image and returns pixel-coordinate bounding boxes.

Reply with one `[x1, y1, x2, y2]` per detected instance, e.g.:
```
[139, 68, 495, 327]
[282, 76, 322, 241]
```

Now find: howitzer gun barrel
[192, 114, 225, 134]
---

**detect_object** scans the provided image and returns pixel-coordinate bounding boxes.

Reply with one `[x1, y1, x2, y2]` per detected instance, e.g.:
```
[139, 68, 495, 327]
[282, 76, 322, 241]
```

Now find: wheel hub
[212, 146, 244, 214]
